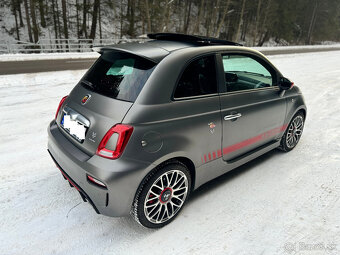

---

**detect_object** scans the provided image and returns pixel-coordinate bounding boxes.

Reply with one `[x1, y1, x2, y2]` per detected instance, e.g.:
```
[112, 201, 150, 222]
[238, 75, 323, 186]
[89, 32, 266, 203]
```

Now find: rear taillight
[55, 96, 68, 120]
[96, 124, 133, 159]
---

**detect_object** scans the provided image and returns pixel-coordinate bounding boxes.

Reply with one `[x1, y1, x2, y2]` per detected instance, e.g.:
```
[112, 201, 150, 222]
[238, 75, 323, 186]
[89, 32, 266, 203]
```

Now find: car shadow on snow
[188, 149, 281, 202]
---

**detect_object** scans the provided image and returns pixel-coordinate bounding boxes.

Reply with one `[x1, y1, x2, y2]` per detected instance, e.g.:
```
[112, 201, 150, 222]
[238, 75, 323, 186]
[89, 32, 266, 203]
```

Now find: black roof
[93, 33, 242, 63]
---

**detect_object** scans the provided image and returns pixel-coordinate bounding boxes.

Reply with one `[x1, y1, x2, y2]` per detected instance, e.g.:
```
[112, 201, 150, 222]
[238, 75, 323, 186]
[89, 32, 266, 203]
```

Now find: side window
[222, 54, 274, 93]
[174, 55, 217, 98]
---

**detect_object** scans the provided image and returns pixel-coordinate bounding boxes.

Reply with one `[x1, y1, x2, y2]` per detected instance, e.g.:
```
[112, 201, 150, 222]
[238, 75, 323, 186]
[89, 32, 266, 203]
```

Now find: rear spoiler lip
[92, 46, 161, 64]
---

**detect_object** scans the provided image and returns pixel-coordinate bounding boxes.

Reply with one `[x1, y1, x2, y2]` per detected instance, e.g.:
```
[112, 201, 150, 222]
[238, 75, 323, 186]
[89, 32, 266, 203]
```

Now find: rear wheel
[280, 112, 305, 152]
[132, 162, 191, 228]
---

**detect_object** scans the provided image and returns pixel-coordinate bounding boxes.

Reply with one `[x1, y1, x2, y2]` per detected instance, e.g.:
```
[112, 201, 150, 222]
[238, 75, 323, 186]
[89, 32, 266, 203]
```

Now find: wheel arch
[132, 156, 196, 207]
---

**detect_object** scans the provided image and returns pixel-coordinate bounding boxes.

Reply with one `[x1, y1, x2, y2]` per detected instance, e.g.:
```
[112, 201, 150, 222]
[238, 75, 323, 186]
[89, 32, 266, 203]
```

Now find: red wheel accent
[159, 187, 173, 203]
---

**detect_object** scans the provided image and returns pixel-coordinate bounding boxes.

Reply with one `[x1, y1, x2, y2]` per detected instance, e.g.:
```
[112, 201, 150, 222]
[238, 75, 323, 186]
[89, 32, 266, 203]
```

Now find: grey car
[47, 33, 306, 228]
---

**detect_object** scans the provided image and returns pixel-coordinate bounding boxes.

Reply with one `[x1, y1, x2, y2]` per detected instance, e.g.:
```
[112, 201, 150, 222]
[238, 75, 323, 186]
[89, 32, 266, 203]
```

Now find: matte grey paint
[48, 41, 307, 217]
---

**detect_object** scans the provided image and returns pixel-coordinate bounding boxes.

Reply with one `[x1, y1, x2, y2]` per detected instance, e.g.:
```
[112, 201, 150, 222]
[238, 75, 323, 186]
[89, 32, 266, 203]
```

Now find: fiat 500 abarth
[47, 33, 306, 228]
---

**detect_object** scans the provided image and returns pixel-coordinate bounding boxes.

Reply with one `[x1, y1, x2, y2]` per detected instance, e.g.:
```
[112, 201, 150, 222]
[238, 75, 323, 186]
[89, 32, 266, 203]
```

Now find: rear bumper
[47, 120, 153, 217]
[48, 150, 100, 214]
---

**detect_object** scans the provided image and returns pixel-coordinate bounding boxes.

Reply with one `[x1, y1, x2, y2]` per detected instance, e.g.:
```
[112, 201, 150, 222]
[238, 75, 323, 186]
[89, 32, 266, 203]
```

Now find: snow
[1, 44, 340, 62]
[0, 51, 340, 254]
[0, 52, 99, 62]
[253, 44, 340, 52]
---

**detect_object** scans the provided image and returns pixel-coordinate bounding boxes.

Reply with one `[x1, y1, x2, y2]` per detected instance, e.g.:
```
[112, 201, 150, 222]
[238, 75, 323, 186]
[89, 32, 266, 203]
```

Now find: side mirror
[279, 77, 294, 90]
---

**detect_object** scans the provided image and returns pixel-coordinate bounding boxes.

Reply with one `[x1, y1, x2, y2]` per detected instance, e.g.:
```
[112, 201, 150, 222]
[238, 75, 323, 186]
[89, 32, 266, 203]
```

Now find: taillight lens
[96, 124, 133, 159]
[55, 96, 68, 120]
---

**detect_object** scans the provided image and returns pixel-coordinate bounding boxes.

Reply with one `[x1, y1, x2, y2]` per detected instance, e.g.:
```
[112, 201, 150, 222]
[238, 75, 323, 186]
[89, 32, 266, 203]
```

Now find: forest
[1, 0, 340, 46]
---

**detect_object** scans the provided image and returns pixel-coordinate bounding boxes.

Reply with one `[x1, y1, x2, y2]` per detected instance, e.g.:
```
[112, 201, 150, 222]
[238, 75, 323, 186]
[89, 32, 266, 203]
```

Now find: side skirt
[194, 140, 281, 189]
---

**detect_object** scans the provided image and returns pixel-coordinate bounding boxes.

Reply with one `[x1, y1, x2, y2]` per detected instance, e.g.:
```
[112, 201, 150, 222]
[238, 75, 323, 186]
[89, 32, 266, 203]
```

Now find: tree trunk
[23, 0, 33, 42]
[98, 1, 102, 40]
[38, 0, 46, 27]
[55, 0, 62, 40]
[210, 0, 220, 36]
[120, 0, 123, 37]
[89, 0, 100, 39]
[253, 0, 262, 46]
[76, 0, 80, 38]
[12, 0, 20, 40]
[193, 0, 205, 34]
[205, 1, 214, 36]
[51, 0, 58, 48]
[61, 0, 69, 40]
[234, 0, 246, 42]
[82, 0, 88, 38]
[126, 0, 135, 37]
[17, 0, 24, 27]
[145, 0, 151, 33]
[183, 0, 193, 34]
[257, 0, 271, 46]
[29, 0, 39, 43]
[307, 0, 318, 44]
[215, 0, 231, 37]
[164, 0, 172, 32]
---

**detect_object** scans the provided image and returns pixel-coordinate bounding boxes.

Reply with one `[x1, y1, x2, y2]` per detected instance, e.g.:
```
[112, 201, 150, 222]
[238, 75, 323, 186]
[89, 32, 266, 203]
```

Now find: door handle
[224, 113, 242, 121]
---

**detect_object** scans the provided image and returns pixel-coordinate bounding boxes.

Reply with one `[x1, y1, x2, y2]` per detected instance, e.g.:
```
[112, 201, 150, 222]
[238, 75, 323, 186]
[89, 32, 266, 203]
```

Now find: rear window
[81, 52, 156, 102]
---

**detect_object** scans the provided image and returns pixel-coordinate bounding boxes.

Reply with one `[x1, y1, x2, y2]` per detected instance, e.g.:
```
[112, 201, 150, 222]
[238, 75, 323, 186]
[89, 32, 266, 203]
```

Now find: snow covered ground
[0, 52, 100, 62]
[1, 44, 340, 62]
[0, 51, 339, 255]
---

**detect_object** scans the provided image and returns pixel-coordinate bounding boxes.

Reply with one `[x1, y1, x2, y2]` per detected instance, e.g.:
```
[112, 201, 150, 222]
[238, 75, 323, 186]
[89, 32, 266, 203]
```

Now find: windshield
[81, 52, 156, 102]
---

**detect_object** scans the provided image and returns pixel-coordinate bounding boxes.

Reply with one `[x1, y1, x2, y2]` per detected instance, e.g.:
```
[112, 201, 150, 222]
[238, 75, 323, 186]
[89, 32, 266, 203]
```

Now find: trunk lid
[56, 51, 157, 155]
[58, 84, 133, 155]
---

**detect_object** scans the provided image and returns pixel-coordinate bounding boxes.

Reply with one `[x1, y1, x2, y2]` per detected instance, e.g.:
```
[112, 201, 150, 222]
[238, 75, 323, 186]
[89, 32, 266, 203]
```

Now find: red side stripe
[223, 124, 286, 155]
[201, 124, 287, 164]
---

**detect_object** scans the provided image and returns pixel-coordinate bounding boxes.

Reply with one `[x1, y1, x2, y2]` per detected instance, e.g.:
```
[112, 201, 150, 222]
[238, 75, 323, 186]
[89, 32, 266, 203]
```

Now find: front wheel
[132, 162, 191, 228]
[280, 112, 305, 152]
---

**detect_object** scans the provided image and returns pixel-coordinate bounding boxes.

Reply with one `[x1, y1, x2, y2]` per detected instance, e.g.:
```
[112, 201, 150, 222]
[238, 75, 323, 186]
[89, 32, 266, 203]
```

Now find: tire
[279, 112, 305, 152]
[131, 162, 191, 228]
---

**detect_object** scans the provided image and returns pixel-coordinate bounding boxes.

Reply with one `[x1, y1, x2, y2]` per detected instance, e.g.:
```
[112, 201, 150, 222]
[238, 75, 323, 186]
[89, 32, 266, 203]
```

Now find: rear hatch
[56, 51, 157, 155]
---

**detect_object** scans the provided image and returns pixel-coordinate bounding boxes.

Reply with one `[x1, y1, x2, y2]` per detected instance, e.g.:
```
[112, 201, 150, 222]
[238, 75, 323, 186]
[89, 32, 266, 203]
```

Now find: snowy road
[0, 51, 339, 255]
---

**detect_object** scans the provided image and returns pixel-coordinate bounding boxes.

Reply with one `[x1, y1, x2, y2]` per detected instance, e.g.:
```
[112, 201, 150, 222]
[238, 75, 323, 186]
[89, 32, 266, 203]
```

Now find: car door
[217, 53, 287, 162]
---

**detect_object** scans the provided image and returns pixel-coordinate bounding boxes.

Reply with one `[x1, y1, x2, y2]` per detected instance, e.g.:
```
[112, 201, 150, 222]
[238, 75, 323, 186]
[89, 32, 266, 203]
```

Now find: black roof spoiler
[147, 33, 243, 46]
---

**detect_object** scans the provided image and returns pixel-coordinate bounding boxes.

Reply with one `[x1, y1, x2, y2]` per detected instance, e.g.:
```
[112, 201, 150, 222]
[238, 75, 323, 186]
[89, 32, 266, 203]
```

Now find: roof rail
[147, 33, 243, 46]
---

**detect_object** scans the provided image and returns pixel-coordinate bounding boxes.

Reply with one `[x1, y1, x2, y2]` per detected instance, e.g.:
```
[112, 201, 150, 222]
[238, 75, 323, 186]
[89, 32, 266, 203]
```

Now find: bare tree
[81, 0, 88, 38]
[23, 0, 33, 42]
[183, 0, 193, 34]
[76, 0, 80, 38]
[61, 0, 69, 40]
[37, 0, 46, 27]
[89, 0, 100, 39]
[11, 0, 20, 40]
[145, 0, 151, 32]
[234, 0, 246, 42]
[252, 0, 262, 45]
[29, 0, 39, 43]
[307, 0, 318, 44]
[98, 1, 102, 40]
[17, 0, 24, 27]
[193, 0, 205, 34]
[51, 0, 58, 41]
[215, 0, 231, 37]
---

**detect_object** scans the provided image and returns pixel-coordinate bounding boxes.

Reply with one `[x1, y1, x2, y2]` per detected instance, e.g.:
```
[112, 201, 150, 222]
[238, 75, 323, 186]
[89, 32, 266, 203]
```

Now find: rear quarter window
[81, 52, 156, 102]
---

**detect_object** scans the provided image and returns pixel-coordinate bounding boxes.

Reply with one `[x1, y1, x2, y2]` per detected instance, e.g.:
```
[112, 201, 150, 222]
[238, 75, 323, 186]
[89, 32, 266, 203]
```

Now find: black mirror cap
[279, 77, 294, 90]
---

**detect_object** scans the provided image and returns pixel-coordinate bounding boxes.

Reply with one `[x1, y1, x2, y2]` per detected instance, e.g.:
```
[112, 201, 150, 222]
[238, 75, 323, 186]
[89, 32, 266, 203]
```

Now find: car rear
[47, 50, 157, 216]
